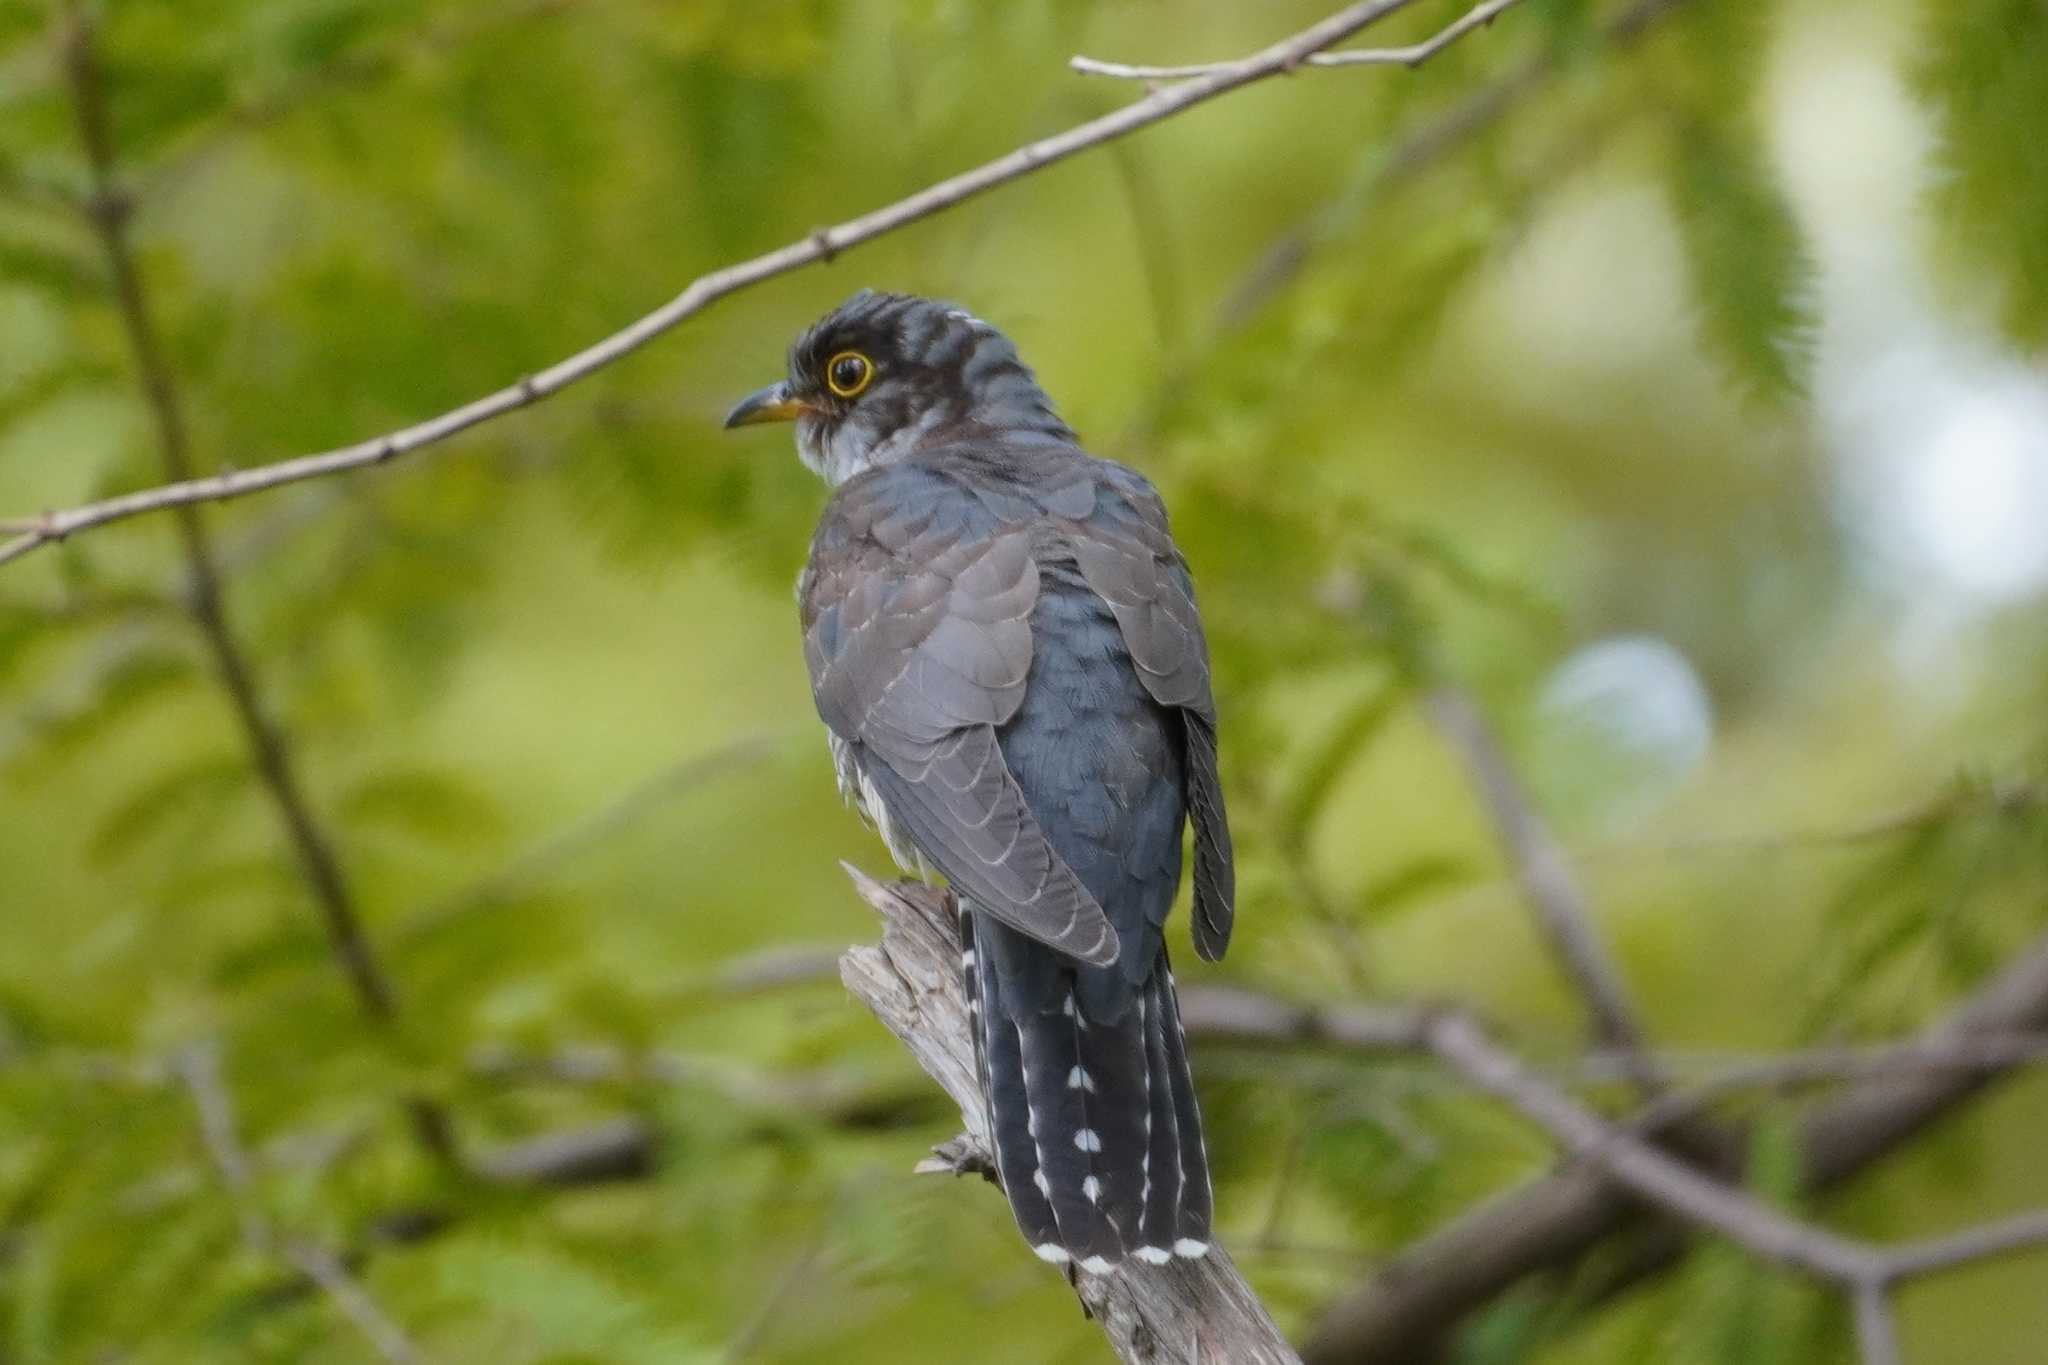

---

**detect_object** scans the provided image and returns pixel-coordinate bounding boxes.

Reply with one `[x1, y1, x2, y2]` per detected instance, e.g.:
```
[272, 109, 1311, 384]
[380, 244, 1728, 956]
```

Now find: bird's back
[802, 438, 1224, 1267]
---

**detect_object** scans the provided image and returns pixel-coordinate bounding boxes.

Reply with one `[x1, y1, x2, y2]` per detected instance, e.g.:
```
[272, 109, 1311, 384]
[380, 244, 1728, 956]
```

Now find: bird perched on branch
[726, 291, 1234, 1273]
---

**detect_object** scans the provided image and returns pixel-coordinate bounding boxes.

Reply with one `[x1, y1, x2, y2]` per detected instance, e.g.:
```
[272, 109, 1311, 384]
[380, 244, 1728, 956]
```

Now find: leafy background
[3, 0, 2047, 1361]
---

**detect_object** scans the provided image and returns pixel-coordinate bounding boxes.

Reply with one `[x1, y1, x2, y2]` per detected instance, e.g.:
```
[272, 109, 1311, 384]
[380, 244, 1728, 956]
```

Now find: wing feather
[1060, 463, 1235, 958]
[803, 462, 1120, 966]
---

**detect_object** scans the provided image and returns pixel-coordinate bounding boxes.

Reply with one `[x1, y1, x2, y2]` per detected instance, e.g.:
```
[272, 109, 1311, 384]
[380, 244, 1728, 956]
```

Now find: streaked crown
[727, 291, 1075, 484]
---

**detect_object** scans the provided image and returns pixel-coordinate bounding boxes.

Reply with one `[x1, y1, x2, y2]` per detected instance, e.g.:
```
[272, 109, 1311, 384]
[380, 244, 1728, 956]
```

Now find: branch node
[810, 226, 839, 262]
[915, 1133, 999, 1183]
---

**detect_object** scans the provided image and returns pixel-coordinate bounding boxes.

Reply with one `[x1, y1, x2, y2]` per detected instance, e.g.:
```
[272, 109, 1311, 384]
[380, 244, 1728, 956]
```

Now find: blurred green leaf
[339, 765, 505, 848]
[88, 752, 248, 864]
[1668, 117, 1814, 406]
[1915, 0, 2048, 348]
[430, 1237, 720, 1365]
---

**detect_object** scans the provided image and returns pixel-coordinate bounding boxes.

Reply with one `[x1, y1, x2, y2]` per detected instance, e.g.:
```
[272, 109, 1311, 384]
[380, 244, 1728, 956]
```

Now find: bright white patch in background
[1767, 18, 2048, 621]
[1536, 636, 1714, 831]
[1827, 353, 2048, 614]
[1895, 383, 2048, 600]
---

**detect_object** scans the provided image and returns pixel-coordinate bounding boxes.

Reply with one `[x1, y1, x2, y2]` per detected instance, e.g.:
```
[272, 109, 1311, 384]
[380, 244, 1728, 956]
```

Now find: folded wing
[803, 463, 1119, 966]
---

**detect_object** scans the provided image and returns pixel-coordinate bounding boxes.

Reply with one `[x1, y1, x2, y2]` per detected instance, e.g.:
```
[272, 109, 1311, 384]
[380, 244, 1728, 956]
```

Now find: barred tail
[967, 907, 1212, 1271]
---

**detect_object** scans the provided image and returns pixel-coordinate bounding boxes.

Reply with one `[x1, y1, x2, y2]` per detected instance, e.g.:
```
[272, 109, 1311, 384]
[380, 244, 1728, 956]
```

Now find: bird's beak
[723, 381, 812, 429]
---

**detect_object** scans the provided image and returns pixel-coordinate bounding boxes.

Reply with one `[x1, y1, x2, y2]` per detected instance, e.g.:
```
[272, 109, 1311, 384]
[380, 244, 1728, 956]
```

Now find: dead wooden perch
[837, 865, 1302, 1365]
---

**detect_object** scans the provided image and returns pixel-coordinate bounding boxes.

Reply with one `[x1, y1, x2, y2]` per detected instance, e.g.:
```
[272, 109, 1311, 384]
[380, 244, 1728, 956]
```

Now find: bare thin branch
[60, 4, 458, 1170]
[1175, 983, 1432, 1052]
[275, 1241, 425, 1365]
[59, 6, 405, 1024]
[467, 1116, 657, 1186]
[1622, 1032, 2048, 1133]
[1305, 924, 2048, 1363]
[1853, 1281, 1903, 1365]
[1196, 0, 1693, 353]
[1877, 1207, 2048, 1283]
[838, 870, 1302, 1364]
[1073, 0, 1523, 79]
[1420, 1012, 1881, 1284]
[0, 0, 1510, 570]
[1425, 685, 1661, 1077]
[468, 1041, 933, 1129]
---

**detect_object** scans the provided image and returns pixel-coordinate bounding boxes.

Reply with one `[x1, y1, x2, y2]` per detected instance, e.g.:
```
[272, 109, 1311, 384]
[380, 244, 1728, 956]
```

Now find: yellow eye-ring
[825, 350, 874, 399]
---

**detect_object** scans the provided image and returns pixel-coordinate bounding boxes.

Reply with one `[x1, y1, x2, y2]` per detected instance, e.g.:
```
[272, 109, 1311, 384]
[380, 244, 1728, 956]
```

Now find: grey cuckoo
[725, 291, 1234, 1272]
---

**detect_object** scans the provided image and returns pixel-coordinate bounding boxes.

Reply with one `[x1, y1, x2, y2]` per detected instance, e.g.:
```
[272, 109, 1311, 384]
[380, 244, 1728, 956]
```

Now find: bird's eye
[826, 350, 874, 399]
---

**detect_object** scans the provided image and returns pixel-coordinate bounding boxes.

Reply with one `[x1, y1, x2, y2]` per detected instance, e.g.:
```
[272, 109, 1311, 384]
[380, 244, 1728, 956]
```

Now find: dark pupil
[832, 356, 866, 391]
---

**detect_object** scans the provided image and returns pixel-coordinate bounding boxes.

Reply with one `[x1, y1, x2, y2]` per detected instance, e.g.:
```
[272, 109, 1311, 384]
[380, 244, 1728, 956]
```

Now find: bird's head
[724, 291, 1072, 485]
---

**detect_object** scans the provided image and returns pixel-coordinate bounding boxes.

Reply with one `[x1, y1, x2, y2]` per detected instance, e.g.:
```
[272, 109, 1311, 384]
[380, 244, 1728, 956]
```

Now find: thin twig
[59, 9, 389, 1018]
[276, 1241, 425, 1365]
[59, 4, 454, 1165]
[468, 1042, 933, 1129]
[1876, 1207, 2048, 1283]
[1621, 1033, 2048, 1133]
[1200, 0, 1693, 350]
[1072, 0, 1524, 79]
[1, 0, 1516, 570]
[1304, 924, 2048, 1363]
[1421, 1012, 1881, 1284]
[1425, 1014, 2048, 1365]
[1425, 685, 1662, 1081]
[1852, 1280, 1903, 1365]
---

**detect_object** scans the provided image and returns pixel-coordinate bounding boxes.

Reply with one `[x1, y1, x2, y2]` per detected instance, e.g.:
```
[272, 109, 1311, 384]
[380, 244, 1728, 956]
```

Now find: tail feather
[967, 912, 1062, 1256]
[1136, 977, 1181, 1260]
[969, 909, 1213, 1270]
[1011, 993, 1126, 1269]
[1157, 959, 1213, 1252]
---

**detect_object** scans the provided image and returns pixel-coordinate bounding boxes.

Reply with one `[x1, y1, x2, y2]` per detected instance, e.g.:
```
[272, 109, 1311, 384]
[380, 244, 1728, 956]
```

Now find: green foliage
[338, 766, 505, 848]
[1914, 0, 2048, 349]
[1667, 115, 1814, 405]
[427, 1237, 721, 1365]
[88, 752, 250, 864]
[1654, 0, 1816, 405]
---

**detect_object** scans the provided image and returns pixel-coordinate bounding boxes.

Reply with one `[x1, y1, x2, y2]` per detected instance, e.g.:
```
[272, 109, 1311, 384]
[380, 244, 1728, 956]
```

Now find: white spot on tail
[1173, 1238, 1210, 1259]
[1034, 1243, 1071, 1264]
[1067, 1065, 1095, 1092]
[1078, 1255, 1114, 1275]
[1033, 1169, 1050, 1197]
[1135, 1246, 1174, 1265]
[1074, 1128, 1101, 1152]
[1062, 994, 1075, 1016]
[1083, 1175, 1102, 1203]
[961, 949, 975, 967]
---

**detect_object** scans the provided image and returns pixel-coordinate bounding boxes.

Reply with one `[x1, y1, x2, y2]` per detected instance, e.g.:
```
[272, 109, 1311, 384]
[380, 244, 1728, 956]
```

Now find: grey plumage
[729, 291, 1235, 1269]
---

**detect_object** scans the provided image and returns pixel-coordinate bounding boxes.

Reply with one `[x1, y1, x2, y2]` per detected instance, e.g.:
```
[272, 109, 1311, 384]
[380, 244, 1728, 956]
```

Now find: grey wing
[803, 466, 1120, 967]
[1064, 462, 1235, 960]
